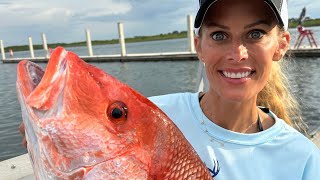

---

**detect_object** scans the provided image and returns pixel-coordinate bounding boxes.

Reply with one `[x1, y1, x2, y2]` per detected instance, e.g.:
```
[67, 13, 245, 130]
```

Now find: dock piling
[118, 22, 127, 56]
[187, 15, 195, 53]
[28, 37, 35, 58]
[86, 29, 93, 56]
[0, 40, 5, 60]
[41, 33, 49, 58]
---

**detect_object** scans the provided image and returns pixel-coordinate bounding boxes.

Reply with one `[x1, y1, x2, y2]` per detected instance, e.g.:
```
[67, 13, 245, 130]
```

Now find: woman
[149, 0, 320, 179]
[20, 0, 319, 179]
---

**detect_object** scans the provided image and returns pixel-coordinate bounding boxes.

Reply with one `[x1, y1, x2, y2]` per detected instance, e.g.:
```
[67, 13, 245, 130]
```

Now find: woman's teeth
[223, 71, 251, 79]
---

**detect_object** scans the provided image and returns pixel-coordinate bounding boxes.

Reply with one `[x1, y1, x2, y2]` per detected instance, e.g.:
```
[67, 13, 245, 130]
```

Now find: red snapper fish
[16, 47, 212, 179]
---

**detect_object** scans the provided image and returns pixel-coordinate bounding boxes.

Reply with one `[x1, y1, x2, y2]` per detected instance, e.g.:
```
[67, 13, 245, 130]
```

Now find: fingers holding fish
[19, 121, 27, 148]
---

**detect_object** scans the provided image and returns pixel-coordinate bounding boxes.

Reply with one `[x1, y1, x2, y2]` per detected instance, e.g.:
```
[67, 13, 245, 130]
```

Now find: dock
[1, 51, 198, 63]
[1, 48, 320, 63]
[288, 48, 320, 57]
[0, 16, 198, 64]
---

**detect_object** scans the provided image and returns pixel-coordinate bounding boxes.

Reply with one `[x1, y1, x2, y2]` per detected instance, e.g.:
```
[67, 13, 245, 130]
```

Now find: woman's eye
[248, 30, 265, 39]
[211, 32, 227, 41]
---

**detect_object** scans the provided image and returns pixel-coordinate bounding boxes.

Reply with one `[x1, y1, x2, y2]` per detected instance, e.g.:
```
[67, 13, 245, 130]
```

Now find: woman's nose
[228, 41, 249, 62]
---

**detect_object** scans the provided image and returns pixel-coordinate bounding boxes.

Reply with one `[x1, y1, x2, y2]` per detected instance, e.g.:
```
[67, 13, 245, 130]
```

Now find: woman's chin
[218, 91, 254, 103]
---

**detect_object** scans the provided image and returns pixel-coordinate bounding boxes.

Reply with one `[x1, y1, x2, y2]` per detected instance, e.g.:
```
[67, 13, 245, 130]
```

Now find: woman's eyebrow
[244, 20, 272, 29]
[206, 22, 229, 30]
[206, 20, 271, 30]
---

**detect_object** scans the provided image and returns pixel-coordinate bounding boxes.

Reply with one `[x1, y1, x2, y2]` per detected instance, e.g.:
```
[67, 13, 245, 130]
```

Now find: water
[0, 27, 320, 161]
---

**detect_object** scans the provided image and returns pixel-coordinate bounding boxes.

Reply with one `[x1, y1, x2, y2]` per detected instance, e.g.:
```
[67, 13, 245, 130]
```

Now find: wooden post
[118, 22, 126, 56]
[187, 15, 195, 53]
[28, 37, 35, 58]
[85, 29, 93, 56]
[41, 33, 49, 58]
[0, 40, 5, 60]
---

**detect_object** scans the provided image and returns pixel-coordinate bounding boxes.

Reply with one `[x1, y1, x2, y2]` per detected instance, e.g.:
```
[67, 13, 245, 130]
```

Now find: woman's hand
[19, 122, 27, 148]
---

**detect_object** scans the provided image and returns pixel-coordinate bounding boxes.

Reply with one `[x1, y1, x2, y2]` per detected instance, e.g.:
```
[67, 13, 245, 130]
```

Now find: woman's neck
[199, 92, 265, 133]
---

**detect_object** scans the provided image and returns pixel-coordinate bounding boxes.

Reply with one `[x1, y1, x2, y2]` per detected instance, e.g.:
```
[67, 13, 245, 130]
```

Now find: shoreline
[3, 31, 188, 53]
[3, 23, 320, 53]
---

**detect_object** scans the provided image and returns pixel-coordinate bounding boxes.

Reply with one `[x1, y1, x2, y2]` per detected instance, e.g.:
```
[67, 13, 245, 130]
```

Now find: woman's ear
[194, 36, 204, 62]
[273, 31, 290, 61]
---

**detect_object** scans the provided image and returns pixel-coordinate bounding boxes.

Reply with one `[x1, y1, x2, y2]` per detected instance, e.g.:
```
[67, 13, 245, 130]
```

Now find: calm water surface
[0, 27, 319, 161]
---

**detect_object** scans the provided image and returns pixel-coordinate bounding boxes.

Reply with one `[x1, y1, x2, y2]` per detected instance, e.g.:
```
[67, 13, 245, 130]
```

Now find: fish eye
[107, 101, 128, 124]
[111, 108, 123, 119]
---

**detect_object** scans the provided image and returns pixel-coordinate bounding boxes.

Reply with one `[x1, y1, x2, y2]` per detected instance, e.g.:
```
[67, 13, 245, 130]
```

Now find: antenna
[297, 7, 306, 26]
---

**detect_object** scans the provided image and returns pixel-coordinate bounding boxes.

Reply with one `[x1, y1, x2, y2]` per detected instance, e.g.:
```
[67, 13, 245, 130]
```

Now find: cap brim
[194, 0, 218, 28]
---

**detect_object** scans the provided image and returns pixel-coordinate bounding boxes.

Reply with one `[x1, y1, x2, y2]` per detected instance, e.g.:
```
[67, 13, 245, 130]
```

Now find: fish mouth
[26, 62, 44, 87]
[18, 47, 68, 111]
[25, 61, 45, 91]
[17, 60, 45, 98]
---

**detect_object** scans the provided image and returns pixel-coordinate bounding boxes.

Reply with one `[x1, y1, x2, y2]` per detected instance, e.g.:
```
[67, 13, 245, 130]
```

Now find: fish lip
[23, 48, 68, 111]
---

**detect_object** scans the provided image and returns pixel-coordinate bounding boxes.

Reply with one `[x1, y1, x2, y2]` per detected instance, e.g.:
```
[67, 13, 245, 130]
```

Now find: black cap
[194, 0, 288, 35]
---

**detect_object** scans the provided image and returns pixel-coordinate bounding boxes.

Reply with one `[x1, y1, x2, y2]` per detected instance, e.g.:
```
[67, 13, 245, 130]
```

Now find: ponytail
[257, 59, 308, 135]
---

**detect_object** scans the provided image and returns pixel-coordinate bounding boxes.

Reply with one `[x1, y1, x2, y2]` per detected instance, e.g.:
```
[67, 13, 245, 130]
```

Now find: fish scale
[16, 46, 212, 179]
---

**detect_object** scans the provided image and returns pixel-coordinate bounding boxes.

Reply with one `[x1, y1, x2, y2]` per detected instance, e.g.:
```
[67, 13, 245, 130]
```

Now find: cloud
[86, 0, 197, 37]
[0, 0, 318, 46]
[288, 0, 320, 18]
[0, 0, 132, 26]
[0, 0, 135, 45]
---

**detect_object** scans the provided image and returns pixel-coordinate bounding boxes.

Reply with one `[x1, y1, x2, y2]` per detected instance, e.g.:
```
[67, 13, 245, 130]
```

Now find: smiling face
[195, 0, 290, 103]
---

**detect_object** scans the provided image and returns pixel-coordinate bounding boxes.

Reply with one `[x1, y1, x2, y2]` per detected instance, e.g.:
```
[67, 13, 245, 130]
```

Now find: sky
[0, 0, 319, 46]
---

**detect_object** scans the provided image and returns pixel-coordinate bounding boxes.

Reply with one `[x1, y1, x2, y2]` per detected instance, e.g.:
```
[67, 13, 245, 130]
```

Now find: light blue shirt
[149, 92, 320, 180]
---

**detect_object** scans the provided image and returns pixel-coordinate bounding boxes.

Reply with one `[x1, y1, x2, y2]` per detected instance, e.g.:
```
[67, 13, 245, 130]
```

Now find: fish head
[16, 47, 174, 177]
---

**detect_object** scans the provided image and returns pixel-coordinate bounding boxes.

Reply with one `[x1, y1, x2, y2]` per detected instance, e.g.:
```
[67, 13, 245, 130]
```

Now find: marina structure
[1, 15, 320, 63]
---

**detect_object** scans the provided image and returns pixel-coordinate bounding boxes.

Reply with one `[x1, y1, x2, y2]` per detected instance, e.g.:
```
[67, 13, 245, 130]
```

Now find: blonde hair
[257, 39, 308, 134]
